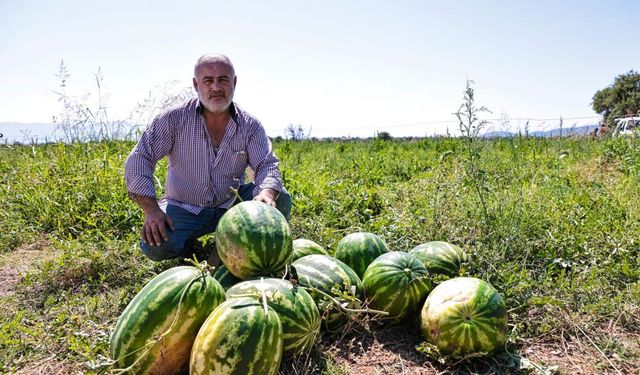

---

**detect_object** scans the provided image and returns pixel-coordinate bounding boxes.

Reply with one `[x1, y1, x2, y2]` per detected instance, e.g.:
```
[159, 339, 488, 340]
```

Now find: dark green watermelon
[409, 241, 467, 277]
[334, 232, 390, 278]
[362, 251, 432, 321]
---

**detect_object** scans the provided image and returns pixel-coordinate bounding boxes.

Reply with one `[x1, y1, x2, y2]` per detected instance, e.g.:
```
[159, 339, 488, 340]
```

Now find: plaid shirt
[125, 98, 282, 214]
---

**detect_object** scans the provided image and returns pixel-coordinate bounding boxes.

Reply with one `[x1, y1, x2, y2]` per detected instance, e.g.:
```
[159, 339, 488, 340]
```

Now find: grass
[0, 134, 639, 374]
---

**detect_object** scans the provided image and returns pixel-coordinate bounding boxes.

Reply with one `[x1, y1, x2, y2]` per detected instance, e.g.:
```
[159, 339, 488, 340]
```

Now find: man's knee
[276, 187, 292, 221]
[140, 238, 183, 261]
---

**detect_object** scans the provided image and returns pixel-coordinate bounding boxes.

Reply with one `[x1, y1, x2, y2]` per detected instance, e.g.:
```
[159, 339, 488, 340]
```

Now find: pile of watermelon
[109, 201, 508, 374]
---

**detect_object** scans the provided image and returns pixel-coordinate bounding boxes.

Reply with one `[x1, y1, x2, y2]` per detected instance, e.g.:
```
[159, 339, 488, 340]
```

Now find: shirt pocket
[226, 149, 248, 182]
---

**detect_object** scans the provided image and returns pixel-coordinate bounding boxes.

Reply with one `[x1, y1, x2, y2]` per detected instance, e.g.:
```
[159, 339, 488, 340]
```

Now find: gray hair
[194, 54, 235, 77]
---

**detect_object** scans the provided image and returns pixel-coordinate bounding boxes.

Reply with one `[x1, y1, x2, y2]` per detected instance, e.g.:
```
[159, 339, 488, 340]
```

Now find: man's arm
[125, 113, 176, 245]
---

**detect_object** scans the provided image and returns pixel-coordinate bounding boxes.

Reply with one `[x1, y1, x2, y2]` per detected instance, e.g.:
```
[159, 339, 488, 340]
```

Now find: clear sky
[1, 0, 639, 138]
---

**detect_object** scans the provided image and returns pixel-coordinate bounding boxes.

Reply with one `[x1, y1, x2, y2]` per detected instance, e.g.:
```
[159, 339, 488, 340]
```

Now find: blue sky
[1, 0, 639, 138]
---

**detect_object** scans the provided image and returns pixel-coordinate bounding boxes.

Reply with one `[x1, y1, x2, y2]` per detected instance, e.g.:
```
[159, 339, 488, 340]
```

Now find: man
[598, 120, 608, 137]
[125, 54, 291, 264]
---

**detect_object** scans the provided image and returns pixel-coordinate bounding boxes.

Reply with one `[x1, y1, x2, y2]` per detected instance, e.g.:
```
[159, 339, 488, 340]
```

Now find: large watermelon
[190, 297, 283, 375]
[420, 277, 507, 357]
[292, 254, 363, 329]
[226, 278, 320, 358]
[110, 266, 225, 374]
[334, 232, 390, 278]
[291, 238, 328, 261]
[212, 264, 242, 291]
[362, 251, 432, 321]
[409, 241, 467, 277]
[216, 201, 293, 279]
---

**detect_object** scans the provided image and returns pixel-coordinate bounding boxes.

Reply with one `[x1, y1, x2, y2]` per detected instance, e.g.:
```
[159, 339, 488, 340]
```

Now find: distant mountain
[0, 122, 57, 143]
[481, 124, 599, 138]
[0, 121, 142, 143]
[529, 124, 599, 137]
[1, 121, 602, 143]
[480, 130, 514, 138]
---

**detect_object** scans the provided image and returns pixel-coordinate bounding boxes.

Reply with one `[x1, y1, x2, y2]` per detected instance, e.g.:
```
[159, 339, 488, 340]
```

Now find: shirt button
[226, 194, 231, 199]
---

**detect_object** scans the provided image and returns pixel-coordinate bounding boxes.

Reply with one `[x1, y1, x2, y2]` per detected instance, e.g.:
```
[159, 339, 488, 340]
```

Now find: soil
[0, 238, 55, 298]
[322, 319, 639, 375]
[3, 240, 638, 375]
[11, 356, 83, 375]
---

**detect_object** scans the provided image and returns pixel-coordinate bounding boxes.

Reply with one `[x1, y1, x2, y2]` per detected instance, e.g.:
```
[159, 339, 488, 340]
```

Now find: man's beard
[200, 92, 233, 114]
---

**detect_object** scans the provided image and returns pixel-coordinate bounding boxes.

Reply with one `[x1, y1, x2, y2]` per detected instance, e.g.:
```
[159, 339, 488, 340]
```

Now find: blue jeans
[140, 183, 291, 261]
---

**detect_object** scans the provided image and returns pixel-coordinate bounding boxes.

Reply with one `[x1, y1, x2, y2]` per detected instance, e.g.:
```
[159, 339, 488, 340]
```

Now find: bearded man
[125, 54, 290, 264]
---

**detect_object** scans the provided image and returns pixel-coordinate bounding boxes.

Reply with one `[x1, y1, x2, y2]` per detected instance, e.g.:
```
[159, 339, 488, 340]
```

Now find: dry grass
[12, 355, 83, 375]
[0, 237, 56, 298]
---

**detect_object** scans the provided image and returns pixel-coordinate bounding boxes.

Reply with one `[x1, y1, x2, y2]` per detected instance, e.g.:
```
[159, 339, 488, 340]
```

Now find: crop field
[0, 135, 639, 374]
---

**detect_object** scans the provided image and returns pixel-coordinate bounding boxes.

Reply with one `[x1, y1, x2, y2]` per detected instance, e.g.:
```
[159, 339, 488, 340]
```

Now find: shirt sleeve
[124, 113, 175, 199]
[247, 121, 283, 196]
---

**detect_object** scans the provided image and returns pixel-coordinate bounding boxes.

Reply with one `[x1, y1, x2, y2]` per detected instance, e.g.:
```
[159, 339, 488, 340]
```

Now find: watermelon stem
[260, 277, 269, 316]
[304, 286, 389, 316]
[229, 186, 243, 203]
[183, 254, 214, 274]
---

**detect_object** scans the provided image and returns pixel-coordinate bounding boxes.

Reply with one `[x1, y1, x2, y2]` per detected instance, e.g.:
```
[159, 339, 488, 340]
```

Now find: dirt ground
[2, 240, 638, 375]
[324, 319, 639, 375]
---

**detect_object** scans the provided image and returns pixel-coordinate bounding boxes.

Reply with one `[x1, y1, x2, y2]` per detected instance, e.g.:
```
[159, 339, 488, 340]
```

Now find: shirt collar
[195, 100, 239, 122]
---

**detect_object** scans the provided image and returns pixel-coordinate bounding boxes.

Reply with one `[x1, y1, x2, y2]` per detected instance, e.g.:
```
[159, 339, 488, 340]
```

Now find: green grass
[0, 135, 639, 373]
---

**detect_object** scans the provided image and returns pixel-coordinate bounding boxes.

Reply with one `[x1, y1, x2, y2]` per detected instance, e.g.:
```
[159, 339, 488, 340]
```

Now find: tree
[376, 131, 392, 141]
[592, 70, 640, 125]
[285, 123, 310, 140]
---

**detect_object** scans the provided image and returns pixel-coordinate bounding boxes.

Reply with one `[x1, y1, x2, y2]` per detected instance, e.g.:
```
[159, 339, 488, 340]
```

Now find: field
[1, 135, 639, 374]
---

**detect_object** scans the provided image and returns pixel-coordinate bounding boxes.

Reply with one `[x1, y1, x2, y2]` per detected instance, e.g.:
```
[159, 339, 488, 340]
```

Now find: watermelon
[362, 251, 432, 321]
[334, 232, 390, 278]
[190, 297, 283, 375]
[420, 277, 507, 357]
[409, 241, 467, 277]
[110, 266, 225, 374]
[291, 238, 328, 261]
[216, 201, 293, 279]
[292, 254, 363, 329]
[213, 264, 242, 291]
[226, 278, 320, 358]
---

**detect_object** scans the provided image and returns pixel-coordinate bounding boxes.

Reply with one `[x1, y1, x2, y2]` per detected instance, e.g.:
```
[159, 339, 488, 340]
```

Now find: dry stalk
[557, 306, 623, 375]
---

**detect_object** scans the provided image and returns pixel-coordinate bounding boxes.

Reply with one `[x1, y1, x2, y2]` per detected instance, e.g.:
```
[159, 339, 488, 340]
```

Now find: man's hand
[253, 188, 278, 208]
[130, 193, 175, 246]
[142, 208, 174, 246]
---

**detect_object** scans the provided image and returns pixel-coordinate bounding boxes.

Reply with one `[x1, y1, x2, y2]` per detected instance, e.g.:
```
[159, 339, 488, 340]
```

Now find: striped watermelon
[190, 297, 283, 375]
[420, 277, 507, 357]
[334, 232, 390, 278]
[110, 266, 225, 374]
[291, 238, 328, 261]
[212, 264, 242, 291]
[292, 254, 363, 329]
[226, 278, 320, 358]
[216, 201, 293, 280]
[409, 241, 467, 277]
[362, 251, 432, 321]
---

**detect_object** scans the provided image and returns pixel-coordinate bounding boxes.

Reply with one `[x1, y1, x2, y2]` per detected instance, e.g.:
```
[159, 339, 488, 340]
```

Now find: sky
[1, 0, 639, 139]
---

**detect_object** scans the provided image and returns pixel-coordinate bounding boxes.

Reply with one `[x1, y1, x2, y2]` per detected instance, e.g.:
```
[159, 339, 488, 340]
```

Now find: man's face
[193, 62, 236, 114]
